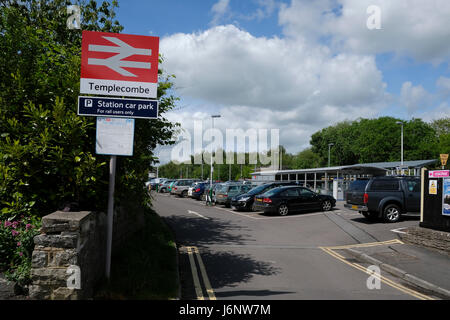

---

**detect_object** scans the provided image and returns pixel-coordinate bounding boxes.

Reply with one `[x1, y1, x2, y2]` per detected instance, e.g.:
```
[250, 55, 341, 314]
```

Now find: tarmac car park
[158, 176, 421, 222]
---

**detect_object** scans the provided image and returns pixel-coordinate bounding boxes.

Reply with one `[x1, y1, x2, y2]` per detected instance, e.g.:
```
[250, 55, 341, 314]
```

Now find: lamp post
[328, 143, 334, 167]
[396, 121, 404, 174]
[210, 115, 221, 200]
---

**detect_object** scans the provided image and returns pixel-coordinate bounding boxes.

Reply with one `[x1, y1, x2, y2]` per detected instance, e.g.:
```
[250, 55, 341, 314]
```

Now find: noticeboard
[96, 118, 134, 156]
[443, 178, 450, 216]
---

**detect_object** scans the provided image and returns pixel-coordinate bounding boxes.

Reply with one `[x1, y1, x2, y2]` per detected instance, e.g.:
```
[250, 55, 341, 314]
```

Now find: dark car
[190, 182, 208, 200]
[343, 178, 370, 211]
[230, 181, 300, 211]
[344, 176, 421, 223]
[254, 186, 336, 216]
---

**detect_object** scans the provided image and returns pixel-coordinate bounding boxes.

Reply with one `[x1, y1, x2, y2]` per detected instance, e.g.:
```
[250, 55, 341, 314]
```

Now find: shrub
[0, 216, 41, 289]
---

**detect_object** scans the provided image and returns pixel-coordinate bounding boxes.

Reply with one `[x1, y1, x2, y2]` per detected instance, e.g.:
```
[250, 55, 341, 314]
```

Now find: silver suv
[171, 179, 199, 197]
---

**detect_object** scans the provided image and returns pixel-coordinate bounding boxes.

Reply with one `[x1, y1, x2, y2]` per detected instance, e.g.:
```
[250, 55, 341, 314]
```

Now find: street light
[328, 143, 334, 167]
[396, 121, 404, 167]
[210, 115, 221, 199]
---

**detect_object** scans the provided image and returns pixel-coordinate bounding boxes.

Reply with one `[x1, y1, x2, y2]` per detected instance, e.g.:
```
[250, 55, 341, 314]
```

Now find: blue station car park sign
[78, 96, 158, 119]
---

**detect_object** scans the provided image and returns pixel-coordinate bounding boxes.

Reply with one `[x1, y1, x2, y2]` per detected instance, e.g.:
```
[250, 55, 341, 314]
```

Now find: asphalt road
[152, 192, 435, 300]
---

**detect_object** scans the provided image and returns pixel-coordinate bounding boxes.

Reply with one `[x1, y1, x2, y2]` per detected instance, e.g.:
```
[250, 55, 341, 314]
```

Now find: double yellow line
[320, 240, 434, 300]
[185, 246, 216, 300]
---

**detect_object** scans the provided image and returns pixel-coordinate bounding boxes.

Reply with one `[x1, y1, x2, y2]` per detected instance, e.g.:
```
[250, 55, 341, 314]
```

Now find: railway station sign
[80, 31, 159, 98]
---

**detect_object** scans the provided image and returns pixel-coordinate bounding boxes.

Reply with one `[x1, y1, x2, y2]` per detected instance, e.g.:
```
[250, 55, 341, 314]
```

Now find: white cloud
[159, 24, 390, 160]
[437, 76, 450, 99]
[419, 103, 450, 123]
[161, 25, 387, 110]
[400, 82, 432, 115]
[279, 0, 450, 65]
[241, 0, 279, 21]
[211, 0, 231, 26]
[156, 1, 450, 163]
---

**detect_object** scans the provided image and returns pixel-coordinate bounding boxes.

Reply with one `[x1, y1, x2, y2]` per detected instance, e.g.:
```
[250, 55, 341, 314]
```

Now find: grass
[94, 207, 179, 300]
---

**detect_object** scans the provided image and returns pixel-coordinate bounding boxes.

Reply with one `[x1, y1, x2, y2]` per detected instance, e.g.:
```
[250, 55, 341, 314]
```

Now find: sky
[110, 0, 450, 164]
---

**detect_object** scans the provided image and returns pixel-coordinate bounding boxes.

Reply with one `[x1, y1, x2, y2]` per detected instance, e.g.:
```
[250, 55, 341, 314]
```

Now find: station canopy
[252, 159, 437, 177]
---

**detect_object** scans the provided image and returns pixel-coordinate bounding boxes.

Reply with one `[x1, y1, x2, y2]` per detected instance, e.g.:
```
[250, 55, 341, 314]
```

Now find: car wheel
[383, 204, 401, 223]
[278, 204, 289, 216]
[181, 190, 187, 198]
[322, 200, 332, 211]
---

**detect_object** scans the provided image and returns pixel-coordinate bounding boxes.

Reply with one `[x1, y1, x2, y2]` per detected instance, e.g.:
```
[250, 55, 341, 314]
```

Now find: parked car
[166, 180, 178, 193]
[159, 179, 175, 193]
[189, 182, 208, 200]
[343, 178, 370, 211]
[171, 179, 200, 197]
[254, 186, 336, 216]
[344, 176, 421, 223]
[230, 181, 301, 211]
[215, 183, 254, 207]
[148, 178, 167, 191]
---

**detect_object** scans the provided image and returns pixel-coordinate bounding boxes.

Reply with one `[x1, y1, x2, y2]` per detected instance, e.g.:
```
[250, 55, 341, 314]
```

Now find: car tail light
[195, 188, 201, 192]
[263, 198, 272, 203]
[174, 187, 177, 191]
[363, 193, 369, 204]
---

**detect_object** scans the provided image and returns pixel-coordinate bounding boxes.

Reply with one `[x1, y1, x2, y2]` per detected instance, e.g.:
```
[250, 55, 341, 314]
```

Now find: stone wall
[29, 201, 145, 300]
[399, 226, 450, 256]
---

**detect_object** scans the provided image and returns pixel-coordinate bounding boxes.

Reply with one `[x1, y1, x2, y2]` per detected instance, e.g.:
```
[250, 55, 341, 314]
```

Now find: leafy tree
[0, 0, 178, 219]
[293, 148, 321, 169]
[430, 118, 450, 157]
[310, 117, 439, 166]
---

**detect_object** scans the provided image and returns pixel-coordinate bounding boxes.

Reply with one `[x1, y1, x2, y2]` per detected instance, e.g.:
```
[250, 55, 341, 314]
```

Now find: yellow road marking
[325, 239, 404, 250]
[186, 246, 204, 300]
[192, 247, 216, 300]
[185, 246, 216, 300]
[320, 242, 434, 300]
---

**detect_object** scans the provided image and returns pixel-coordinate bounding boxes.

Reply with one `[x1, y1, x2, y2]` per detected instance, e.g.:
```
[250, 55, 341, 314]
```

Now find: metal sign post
[79, 30, 159, 282]
[105, 155, 116, 279]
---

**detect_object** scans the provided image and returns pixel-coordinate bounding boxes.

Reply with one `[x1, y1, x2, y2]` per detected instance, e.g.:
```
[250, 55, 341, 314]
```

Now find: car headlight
[239, 197, 251, 201]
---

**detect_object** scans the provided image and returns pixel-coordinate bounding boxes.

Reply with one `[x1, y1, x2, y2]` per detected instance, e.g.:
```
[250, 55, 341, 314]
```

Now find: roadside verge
[94, 207, 179, 300]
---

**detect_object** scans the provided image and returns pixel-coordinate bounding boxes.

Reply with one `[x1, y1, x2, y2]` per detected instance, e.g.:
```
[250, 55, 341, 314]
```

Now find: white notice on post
[96, 118, 134, 156]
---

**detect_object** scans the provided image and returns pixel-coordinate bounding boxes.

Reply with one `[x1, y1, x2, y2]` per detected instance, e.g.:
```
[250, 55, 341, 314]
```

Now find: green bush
[0, 1, 179, 219]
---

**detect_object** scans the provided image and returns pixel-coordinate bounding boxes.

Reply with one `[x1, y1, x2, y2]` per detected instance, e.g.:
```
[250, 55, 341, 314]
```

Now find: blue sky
[116, 0, 288, 38]
[103, 0, 450, 162]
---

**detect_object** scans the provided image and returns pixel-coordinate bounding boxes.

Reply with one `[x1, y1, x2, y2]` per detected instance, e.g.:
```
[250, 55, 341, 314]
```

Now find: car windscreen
[247, 184, 272, 195]
[348, 179, 369, 191]
[262, 188, 281, 197]
[215, 184, 226, 192]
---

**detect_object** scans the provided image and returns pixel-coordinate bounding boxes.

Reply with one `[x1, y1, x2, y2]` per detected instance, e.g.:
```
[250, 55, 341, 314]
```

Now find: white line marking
[188, 210, 209, 220]
[215, 207, 325, 220]
[391, 227, 408, 234]
[256, 212, 325, 220]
